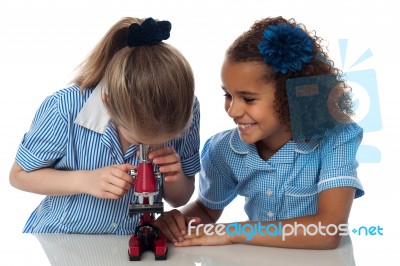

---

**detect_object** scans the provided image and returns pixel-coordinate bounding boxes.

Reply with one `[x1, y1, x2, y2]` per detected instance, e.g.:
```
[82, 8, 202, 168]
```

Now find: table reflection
[33, 233, 356, 266]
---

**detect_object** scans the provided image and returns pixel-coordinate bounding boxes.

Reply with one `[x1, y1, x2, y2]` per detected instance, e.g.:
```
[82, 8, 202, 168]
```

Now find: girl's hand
[86, 164, 134, 199]
[148, 146, 194, 207]
[148, 146, 183, 182]
[153, 209, 201, 244]
[175, 222, 233, 246]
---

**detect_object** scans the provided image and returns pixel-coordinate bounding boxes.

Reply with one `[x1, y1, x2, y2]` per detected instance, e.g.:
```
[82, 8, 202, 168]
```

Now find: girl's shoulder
[324, 122, 363, 143]
[207, 128, 236, 146]
[315, 122, 364, 154]
[201, 128, 242, 157]
[42, 85, 94, 120]
[51, 85, 92, 102]
[48, 85, 93, 113]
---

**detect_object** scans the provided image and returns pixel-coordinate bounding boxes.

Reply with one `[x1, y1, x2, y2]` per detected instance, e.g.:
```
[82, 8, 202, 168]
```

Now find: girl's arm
[176, 186, 355, 249]
[162, 174, 195, 208]
[9, 161, 134, 199]
[154, 200, 223, 243]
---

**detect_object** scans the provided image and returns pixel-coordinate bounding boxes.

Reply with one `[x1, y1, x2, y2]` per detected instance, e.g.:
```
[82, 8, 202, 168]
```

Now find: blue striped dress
[15, 84, 200, 234]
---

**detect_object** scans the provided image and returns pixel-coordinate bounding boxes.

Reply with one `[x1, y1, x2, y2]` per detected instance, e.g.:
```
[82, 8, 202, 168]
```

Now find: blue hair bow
[258, 23, 314, 74]
[127, 17, 171, 47]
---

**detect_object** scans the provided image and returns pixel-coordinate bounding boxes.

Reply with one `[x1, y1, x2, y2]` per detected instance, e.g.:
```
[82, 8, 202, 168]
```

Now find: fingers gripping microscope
[128, 144, 167, 261]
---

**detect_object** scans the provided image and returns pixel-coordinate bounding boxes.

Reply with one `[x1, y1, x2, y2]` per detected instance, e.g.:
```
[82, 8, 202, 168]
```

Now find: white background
[0, 0, 399, 265]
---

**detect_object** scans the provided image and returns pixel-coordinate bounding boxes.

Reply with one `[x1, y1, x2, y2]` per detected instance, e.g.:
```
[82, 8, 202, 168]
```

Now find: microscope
[128, 144, 168, 261]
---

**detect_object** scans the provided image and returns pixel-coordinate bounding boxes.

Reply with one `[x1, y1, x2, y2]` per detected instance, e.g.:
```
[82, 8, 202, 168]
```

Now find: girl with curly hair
[155, 16, 364, 249]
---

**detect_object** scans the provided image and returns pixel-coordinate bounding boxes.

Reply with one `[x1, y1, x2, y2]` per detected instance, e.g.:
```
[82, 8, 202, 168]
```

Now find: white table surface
[2, 233, 356, 266]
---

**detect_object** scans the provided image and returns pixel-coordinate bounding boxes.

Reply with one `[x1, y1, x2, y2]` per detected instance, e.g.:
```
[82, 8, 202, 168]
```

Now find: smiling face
[221, 59, 292, 155]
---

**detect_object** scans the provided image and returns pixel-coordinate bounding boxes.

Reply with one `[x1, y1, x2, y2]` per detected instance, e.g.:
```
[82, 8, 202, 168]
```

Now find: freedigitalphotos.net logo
[350, 224, 383, 236]
[188, 220, 348, 241]
[187, 220, 384, 241]
[285, 39, 381, 163]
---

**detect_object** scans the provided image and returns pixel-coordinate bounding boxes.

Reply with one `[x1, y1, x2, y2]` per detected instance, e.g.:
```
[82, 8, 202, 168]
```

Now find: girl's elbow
[9, 172, 23, 190]
[167, 195, 192, 208]
[9, 162, 25, 189]
[317, 234, 342, 250]
[9, 169, 19, 188]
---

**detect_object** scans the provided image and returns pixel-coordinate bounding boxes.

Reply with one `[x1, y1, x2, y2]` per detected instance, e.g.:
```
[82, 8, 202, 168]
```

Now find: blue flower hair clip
[257, 23, 314, 74]
[127, 17, 171, 47]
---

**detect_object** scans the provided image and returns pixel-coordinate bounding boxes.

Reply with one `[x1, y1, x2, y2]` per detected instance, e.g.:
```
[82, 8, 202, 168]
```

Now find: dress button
[111, 222, 118, 228]
[266, 189, 273, 196]
[267, 211, 274, 218]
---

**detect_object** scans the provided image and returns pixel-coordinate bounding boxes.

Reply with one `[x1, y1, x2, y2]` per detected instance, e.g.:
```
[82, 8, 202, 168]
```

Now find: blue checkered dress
[198, 123, 364, 221]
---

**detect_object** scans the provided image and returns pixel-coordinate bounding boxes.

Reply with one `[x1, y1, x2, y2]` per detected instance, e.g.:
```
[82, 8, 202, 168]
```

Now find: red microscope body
[128, 144, 167, 261]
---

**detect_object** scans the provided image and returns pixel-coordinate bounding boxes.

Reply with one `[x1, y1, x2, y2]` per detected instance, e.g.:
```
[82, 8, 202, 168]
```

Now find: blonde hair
[72, 17, 195, 138]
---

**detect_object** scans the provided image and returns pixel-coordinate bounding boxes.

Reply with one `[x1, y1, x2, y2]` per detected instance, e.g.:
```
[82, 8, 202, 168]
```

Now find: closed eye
[223, 93, 232, 99]
[243, 98, 255, 103]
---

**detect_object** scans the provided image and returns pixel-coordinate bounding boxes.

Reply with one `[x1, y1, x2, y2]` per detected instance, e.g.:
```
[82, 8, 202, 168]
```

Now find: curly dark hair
[226, 16, 353, 135]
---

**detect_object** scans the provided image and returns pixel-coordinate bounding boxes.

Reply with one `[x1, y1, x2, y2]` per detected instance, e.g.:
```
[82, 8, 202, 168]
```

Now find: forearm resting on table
[229, 215, 346, 249]
[188, 187, 355, 249]
[9, 161, 88, 196]
[228, 187, 355, 249]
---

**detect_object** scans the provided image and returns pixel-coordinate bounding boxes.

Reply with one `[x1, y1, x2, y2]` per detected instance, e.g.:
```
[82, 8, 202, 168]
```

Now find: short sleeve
[198, 136, 238, 209]
[318, 123, 364, 198]
[15, 94, 68, 171]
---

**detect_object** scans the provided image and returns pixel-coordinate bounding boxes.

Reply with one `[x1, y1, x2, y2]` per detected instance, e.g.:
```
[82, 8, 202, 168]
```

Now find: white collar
[74, 80, 111, 134]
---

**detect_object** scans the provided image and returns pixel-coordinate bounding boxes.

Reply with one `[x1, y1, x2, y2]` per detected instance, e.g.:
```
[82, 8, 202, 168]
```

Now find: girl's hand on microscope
[148, 146, 183, 182]
[86, 164, 135, 199]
